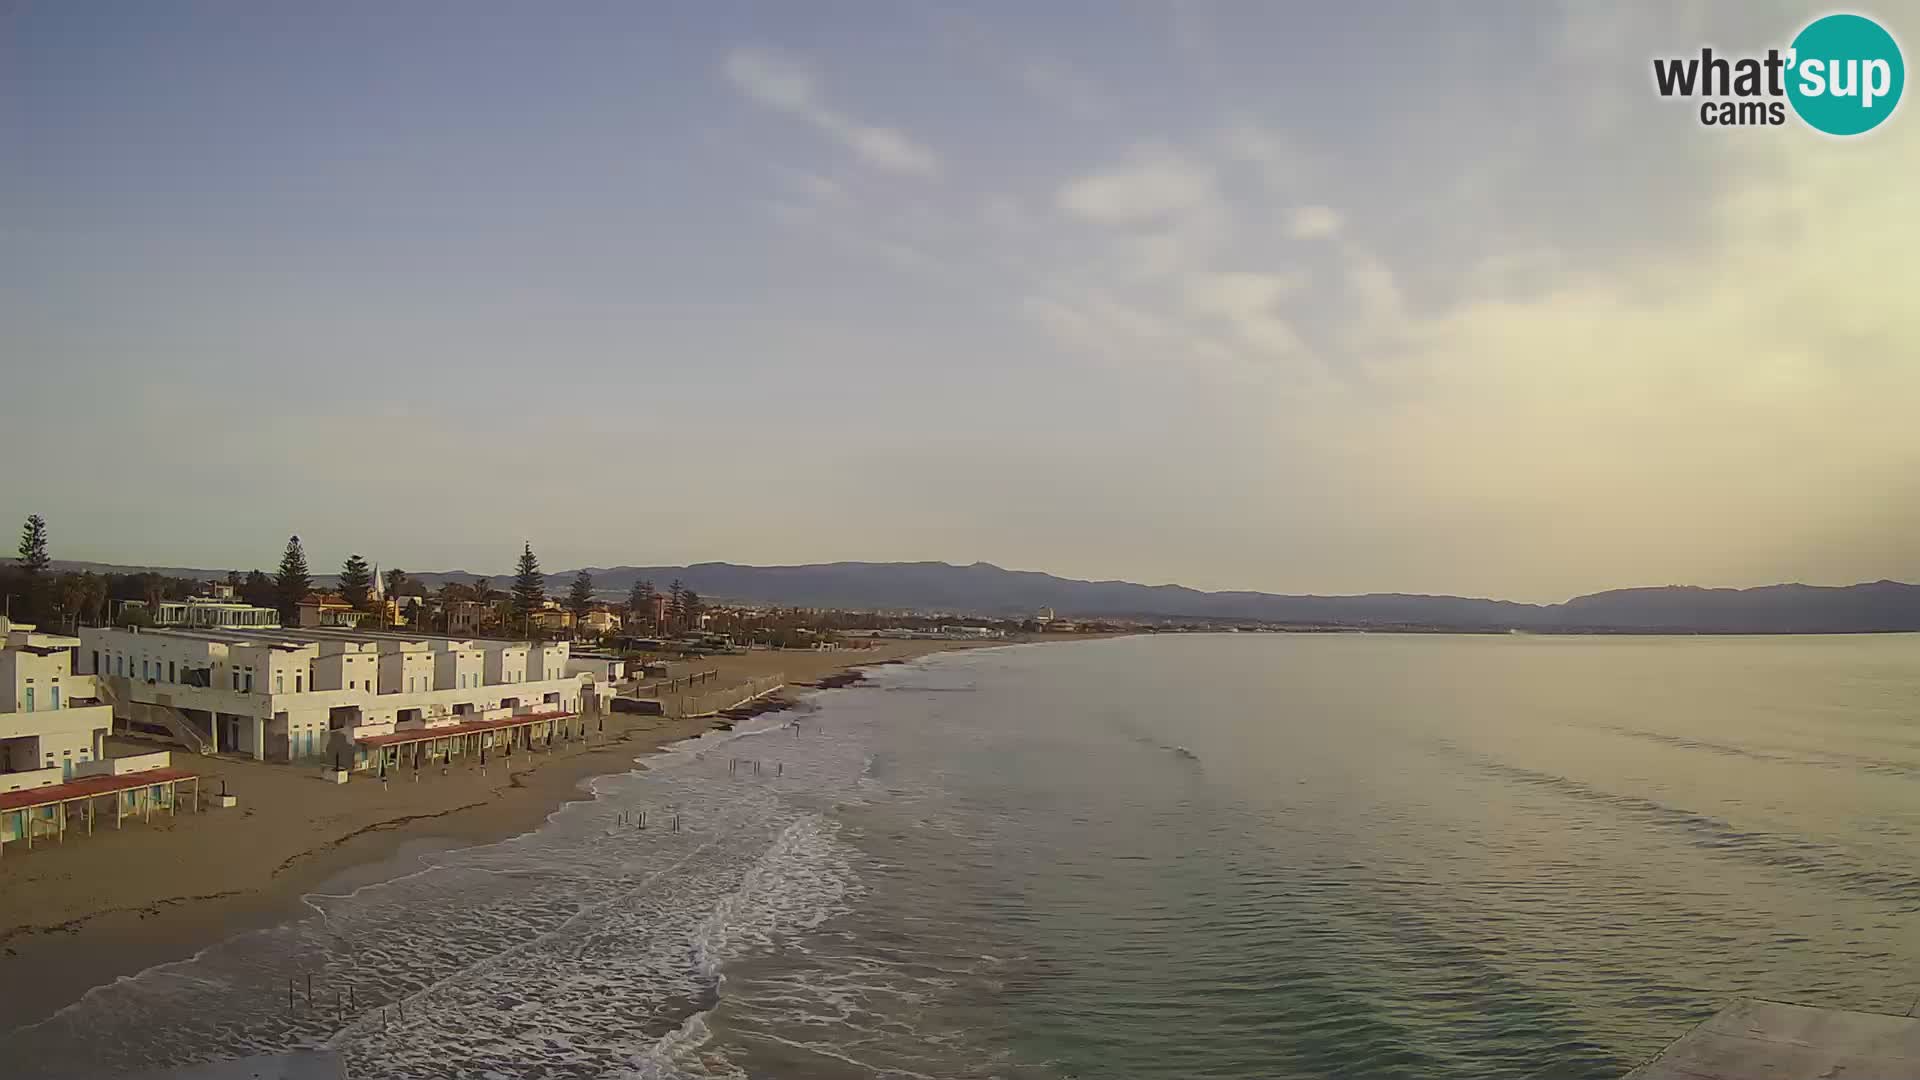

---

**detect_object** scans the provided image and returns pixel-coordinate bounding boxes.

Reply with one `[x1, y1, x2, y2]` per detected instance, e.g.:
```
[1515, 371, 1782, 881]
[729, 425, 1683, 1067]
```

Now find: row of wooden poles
[285, 973, 414, 1032]
[613, 808, 683, 831]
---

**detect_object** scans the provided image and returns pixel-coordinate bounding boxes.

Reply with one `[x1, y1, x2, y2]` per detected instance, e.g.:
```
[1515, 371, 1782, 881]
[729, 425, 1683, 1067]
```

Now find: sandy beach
[0, 639, 1002, 1028]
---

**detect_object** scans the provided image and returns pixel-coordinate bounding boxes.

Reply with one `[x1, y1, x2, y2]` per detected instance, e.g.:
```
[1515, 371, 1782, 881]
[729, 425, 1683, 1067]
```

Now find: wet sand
[0, 639, 1008, 1028]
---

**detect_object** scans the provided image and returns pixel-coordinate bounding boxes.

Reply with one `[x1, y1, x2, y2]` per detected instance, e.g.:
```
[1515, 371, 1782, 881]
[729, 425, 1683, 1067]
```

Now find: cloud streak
[724, 47, 941, 176]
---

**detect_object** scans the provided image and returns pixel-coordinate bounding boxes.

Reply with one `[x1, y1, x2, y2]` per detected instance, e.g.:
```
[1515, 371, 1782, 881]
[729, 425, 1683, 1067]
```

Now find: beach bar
[0, 764, 201, 858]
[354, 709, 585, 773]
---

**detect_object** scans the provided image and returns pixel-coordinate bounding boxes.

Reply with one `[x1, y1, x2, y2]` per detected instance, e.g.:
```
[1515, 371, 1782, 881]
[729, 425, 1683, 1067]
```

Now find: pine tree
[667, 579, 687, 633]
[16, 514, 50, 620]
[339, 554, 374, 611]
[17, 514, 49, 574]
[275, 535, 312, 623]
[567, 569, 595, 624]
[511, 542, 544, 626]
[241, 569, 275, 609]
[627, 579, 657, 631]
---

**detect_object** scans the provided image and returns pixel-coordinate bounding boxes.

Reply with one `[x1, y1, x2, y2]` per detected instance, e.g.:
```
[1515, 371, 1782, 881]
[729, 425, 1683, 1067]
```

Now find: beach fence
[620, 673, 785, 719]
[675, 674, 785, 718]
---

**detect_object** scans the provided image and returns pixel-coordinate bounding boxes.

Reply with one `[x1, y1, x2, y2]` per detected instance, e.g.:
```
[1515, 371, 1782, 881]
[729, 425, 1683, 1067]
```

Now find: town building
[2, 618, 114, 780]
[149, 597, 282, 629]
[77, 624, 615, 768]
[1, 618, 200, 856]
[446, 601, 494, 637]
[297, 596, 370, 629]
[579, 609, 621, 635]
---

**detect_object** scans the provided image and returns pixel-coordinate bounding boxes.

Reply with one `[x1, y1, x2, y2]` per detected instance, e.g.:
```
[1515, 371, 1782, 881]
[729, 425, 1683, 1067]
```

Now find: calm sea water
[7, 633, 1920, 1078]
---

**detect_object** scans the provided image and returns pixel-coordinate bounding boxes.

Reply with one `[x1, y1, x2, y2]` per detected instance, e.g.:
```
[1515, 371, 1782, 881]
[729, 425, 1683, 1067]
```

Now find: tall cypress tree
[275, 535, 312, 623]
[339, 554, 374, 612]
[667, 579, 687, 632]
[567, 569, 595, 622]
[627, 579, 657, 631]
[511, 542, 544, 626]
[16, 514, 50, 620]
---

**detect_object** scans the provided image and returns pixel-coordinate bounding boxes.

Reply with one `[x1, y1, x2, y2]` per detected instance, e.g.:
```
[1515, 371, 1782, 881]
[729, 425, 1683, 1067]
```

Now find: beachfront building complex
[77, 625, 615, 768]
[2, 619, 114, 781]
[2, 619, 201, 856]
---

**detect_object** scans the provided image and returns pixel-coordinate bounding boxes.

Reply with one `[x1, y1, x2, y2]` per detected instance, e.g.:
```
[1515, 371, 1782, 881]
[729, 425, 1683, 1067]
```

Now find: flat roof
[0, 768, 199, 813]
[90, 627, 314, 649]
[357, 710, 577, 748]
[95, 624, 566, 651]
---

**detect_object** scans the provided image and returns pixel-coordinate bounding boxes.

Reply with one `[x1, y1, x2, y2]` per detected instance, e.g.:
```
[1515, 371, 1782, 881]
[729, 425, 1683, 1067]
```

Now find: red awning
[357, 711, 576, 749]
[0, 768, 199, 813]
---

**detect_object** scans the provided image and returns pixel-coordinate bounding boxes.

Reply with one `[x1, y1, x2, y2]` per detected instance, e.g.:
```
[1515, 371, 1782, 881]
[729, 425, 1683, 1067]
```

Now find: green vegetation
[275, 535, 312, 623]
[339, 554, 374, 612]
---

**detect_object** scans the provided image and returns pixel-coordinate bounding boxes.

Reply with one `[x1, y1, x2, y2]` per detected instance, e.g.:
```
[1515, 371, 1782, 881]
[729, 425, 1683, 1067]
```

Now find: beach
[0, 639, 995, 1027]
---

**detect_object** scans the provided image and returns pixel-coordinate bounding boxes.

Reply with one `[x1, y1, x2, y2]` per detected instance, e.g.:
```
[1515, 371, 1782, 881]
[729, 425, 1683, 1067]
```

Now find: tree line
[3, 515, 703, 642]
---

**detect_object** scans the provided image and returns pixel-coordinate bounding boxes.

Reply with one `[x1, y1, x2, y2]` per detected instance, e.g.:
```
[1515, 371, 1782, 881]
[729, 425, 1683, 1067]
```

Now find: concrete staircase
[98, 677, 215, 755]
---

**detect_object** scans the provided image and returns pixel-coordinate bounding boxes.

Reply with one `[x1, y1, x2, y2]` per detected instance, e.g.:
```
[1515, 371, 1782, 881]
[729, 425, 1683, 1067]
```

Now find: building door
[49, 687, 60, 710]
[62, 758, 73, 781]
[23, 688, 33, 712]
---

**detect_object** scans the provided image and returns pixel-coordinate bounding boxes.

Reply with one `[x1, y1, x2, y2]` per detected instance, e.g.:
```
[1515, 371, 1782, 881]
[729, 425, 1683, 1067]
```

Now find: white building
[150, 598, 281, 630]
[78, 624, 614, 767]
[565, 653, 628, 683]
[1, 619, 114, 782]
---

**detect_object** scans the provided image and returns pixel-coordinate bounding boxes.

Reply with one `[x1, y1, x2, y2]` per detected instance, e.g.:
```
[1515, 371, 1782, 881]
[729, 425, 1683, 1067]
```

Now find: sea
[5, 632, 1920, 1079]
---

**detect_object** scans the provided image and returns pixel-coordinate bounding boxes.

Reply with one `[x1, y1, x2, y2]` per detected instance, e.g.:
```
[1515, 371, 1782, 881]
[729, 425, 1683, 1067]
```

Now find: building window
[169, 661, 176, 682]
[276, 674, 284, 694]
[232, 671, 240, 691]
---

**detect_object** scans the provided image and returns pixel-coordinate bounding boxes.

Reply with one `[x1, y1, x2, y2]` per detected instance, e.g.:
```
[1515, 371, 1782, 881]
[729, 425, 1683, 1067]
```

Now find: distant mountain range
[29, 557, 1920, 634]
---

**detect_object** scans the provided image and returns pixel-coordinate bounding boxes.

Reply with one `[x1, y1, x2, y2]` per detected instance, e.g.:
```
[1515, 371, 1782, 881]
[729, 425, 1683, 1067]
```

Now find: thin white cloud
[723, 47, 941, 177]
[1182, 271, 1311, 358]
[1057, 148, 1218, 224]
[1288, 205, 1344, 238]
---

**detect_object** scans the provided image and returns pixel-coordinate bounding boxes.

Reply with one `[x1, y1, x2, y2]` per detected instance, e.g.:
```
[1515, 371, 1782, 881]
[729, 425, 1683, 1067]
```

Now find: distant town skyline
[5, 3, 1916, 604]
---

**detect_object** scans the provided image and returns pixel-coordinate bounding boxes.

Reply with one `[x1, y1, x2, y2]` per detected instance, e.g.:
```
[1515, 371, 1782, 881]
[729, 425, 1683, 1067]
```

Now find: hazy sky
[4, 2, 1916, 602]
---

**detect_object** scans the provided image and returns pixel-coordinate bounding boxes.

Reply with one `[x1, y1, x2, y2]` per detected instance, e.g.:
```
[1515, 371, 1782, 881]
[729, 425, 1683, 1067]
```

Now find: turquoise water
[8, 633, 1920, 1078]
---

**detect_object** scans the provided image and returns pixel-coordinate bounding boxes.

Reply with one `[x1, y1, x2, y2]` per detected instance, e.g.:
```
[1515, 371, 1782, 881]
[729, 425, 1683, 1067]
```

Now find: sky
[3, 2, 1917, 603]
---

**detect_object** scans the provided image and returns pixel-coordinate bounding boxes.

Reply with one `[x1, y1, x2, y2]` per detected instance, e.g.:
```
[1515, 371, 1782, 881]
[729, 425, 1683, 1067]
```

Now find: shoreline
[0, 638, 1030, 1031]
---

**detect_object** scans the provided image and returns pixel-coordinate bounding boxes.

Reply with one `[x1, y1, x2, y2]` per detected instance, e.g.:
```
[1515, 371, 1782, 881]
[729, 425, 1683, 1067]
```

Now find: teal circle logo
[1787, 14, 1904, 135]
